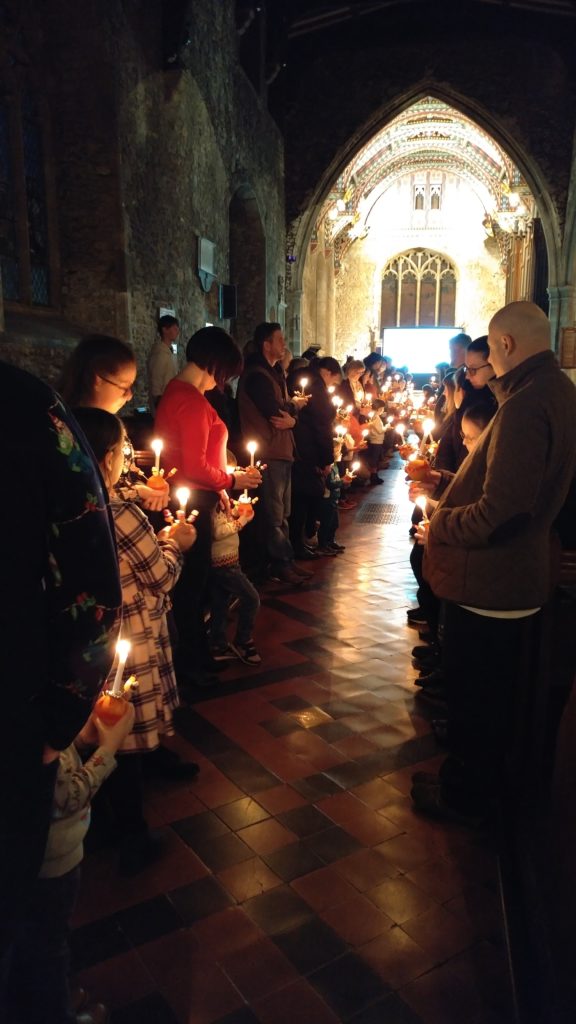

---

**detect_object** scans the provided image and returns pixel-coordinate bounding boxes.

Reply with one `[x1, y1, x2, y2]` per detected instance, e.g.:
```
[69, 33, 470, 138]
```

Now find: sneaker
[327, 542, 345, 552]
[316, 546, 338, 556]
[231, 640, 262, 665]
[270, 566, 306, 584]
[406, 608, 427, 628]
[209, 644, 239, 663]
[294, 546, 321, 560]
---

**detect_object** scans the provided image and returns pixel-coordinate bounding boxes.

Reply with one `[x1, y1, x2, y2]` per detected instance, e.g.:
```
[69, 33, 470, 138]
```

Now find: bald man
[413, 302, 576, 825]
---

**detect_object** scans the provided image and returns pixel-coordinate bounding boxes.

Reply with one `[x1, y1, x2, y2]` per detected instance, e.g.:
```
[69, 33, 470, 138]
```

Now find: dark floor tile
[212, 1010, 261, 1024]
[214, 749, 280, 793]
[276, 804, 333, 837]
[262, 842, 325, 882]
[194, 831, 254, 871]
[311, 721, 354, 743]
[110, 992, 179, 1023]
[273, 917, 347, 974]
[292, 773, 344, 801]
[215, 796, 270, 831]
[309, 952, 389, 1019]
[168, 875, 234, 923]
[304, 826, 363, 864]
[260, 715, 303, 737]
[173, 707, 240, 756]
[319, 700, 364, 719]
[270, 695, 313, 711]
[324, 761, 381, 789]
[115, 895, 183, 947]
[71, 916, 131, 971]
[243, 884, 315, 934]
[171, 810, 229, 847]
[348, 993, 423, 1023]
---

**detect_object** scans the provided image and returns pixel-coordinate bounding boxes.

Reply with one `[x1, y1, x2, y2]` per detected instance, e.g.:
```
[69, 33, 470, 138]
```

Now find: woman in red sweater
[155, 327, 260, 686]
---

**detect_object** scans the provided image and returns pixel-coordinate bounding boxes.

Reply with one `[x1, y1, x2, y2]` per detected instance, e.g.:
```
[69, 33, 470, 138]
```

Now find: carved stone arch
[289, 81, 560, 308]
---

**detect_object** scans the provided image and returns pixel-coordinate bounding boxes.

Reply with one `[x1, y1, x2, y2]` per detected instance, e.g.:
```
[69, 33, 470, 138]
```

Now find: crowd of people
[2, 301, 576, 1023]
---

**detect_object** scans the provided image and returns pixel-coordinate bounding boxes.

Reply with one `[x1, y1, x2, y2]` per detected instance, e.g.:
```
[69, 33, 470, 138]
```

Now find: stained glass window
[380, 250, 456, 329]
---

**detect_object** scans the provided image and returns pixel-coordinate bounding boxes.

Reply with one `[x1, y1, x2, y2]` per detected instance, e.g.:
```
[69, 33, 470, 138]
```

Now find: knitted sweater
[211, 506, 243, 568]
[40, 743, 116, 879]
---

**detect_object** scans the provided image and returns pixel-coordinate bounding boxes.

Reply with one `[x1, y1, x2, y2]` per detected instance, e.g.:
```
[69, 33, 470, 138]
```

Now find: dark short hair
[158, 314, 179, 333]
[364, 352, 383, 371]
[311, 356, 342, 376]
[253, 322, 282, 354]
[59, 335, 136, 406]
[72, 406, 124, 463]
[462, 401, 495, 433]
[467, 335, 490, 360]
[185, 326, 242, 385]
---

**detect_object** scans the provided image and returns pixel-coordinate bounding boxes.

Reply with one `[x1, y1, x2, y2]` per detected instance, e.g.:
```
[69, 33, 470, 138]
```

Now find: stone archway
[229, 185, 266, 351]
[287, 84, 561, 352]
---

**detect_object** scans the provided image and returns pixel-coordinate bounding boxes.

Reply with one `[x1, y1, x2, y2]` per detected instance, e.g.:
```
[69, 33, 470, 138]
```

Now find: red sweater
[155, 379, 233, 492]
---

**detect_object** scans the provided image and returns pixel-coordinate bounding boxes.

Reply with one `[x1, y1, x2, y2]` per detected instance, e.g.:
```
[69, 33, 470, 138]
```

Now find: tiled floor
[72, 461, 513, 1024]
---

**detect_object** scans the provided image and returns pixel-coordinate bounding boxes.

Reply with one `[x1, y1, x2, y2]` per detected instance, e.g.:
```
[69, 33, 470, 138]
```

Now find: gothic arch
[289, 83, 560, 303]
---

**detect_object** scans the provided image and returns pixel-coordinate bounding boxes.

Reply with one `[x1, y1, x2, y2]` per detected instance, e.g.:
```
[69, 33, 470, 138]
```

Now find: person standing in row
[148, 315, 180, 412]
[237, 322, 309, 585]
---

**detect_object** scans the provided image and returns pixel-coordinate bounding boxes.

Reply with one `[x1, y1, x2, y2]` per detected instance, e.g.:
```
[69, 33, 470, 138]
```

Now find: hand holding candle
[95, 638, 132, 726]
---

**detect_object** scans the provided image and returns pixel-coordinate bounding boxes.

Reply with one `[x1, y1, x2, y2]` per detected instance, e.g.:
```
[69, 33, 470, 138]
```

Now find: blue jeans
[258, 459, 295, 571]
[209, 563, 260, 648]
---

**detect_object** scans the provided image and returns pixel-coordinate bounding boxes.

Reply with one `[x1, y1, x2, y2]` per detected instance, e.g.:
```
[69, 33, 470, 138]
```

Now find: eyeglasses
[465, 363, 491, 377]
[99, 375, 134, 397]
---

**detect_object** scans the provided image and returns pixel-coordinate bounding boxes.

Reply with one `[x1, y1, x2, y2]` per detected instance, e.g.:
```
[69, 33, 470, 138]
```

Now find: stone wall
[0, 1, 285, 408]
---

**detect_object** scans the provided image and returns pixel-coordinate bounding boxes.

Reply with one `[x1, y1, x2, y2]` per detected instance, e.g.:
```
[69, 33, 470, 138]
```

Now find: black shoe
[418, 630, 437, 644]
[412, 643, 439, 660]
[144, 747, 200, 780]
[327, 542, 345, 552]
[290, 563, 314, 578]
[316, 546, 338, 556]
[410, 782, 487, 828]
[270, 566, 307, 584]
[413, 653, 441, 673]
[407, 608, 427, 628]
[415, 667, 445, 688]
[370, 474, 383, 485]
[414, 684, 447, 706]
[294, 546, 321, 560]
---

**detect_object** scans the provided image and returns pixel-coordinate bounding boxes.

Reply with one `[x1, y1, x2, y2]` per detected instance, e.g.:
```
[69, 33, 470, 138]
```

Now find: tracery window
[380, 249, 456, 329]
[0, 87, 55, 308]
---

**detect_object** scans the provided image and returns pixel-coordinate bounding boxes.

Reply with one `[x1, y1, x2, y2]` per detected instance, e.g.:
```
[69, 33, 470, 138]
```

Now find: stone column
[547, 286, 560, 351]
[557, 284, 576, 386]
[287, 288, 302, 354]
[325, 247, 336, 356]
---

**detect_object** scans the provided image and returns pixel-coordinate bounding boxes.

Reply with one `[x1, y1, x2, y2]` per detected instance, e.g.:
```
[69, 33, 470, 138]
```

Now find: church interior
[2, 1, 576, 1022]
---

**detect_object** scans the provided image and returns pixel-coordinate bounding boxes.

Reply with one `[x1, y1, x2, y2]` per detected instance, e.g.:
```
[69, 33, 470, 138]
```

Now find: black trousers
[409, 542, 440, 637]
[171, 489, 219, 670]
[440, 602, 542, 813]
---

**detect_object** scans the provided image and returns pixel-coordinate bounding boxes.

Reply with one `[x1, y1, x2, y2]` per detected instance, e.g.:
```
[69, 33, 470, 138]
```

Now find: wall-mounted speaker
[219, 284, 237, 319]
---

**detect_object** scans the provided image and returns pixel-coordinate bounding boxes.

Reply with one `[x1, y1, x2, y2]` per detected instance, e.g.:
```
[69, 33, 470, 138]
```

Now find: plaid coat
[110, 500, 183, 752]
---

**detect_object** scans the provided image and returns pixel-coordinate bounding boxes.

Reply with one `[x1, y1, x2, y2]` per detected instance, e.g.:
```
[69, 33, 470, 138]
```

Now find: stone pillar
[316, 246, 328, 350]
[325, 247, 336, 356]
[548, 286, 560, 351]
[288, 288, 302, 353]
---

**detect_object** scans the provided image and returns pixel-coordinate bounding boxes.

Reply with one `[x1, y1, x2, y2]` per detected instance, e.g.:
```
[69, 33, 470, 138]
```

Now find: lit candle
[247, 440, 258, 467]
[351, 460, 361, 474]
[361, 428, 369, 439]
[396, 423, 406, 437]
[415, 494, 429, 523]
[420, 416, 435, 454]
[327, 385, 335, 395]
[176, 487, 190, 514]
[331, 396, 343, 409]
[151, 438, 163, 474]
[111, 639, 131, 698]
[299, 377, 308, 395]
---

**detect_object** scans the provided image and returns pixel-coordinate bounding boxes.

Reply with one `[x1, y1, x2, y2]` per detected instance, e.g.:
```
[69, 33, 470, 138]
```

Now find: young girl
[73, 408, 197, 874]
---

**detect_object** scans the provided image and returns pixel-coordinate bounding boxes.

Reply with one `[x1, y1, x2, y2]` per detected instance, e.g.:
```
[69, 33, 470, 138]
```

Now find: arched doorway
[290, 92, 554, 359]
[229, 185, 266, 350]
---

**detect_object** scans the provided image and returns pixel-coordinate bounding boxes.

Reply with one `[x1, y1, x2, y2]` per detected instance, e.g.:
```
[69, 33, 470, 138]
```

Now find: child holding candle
[208, 492, 261, 665]
[73, 408, 198, 874]
[365, 399, 387, 485]
[6, 703, 135, 1024]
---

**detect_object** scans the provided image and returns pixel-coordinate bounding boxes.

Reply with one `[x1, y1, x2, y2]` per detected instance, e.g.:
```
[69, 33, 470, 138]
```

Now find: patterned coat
[110, 499, 183, 753]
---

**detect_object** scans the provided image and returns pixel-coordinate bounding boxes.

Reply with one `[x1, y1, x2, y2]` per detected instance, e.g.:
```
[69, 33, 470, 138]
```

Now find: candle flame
[151, 438, 163, 456]
[422, 418, 435, 435]
[415, 495, 428, 513]
[327, 385, 335, 394]
[396, 423, 406, 436]
[335, 425, 346, 437]
[299, 377, 308, 389]
[351, 461, 361, 472]
[176, 486, 190, 508]
[246, 441, 258, 456]
[116, 638, 131, 661]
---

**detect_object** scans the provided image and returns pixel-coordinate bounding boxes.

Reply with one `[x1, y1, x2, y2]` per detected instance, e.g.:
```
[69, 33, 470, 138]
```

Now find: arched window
[380, 249, 456, 329]
[0, 47, 57, 309]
